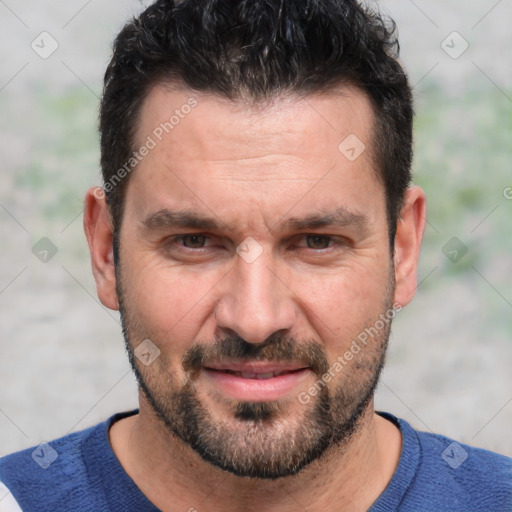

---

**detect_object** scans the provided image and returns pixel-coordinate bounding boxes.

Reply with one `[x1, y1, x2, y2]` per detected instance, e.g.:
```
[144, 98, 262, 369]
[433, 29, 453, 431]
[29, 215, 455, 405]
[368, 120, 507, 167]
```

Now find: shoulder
[399, 415, 512, 511]
[0, 417, 112, 512]
[1, 410, 159, 512]
[415, 427, 512, 488]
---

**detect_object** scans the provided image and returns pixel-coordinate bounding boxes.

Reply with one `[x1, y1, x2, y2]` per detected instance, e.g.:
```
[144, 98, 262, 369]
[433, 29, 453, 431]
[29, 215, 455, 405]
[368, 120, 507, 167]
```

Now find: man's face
[116, 86, 395, 478]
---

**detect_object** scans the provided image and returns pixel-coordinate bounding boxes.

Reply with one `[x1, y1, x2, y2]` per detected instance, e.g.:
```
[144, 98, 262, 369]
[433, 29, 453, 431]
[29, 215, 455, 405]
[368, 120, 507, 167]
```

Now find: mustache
[182, 333, 330, 377]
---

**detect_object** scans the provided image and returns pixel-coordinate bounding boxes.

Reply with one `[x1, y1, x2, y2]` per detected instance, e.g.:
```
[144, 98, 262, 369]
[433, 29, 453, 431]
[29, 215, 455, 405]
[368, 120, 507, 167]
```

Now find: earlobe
[83, 187, 119, 311]
[393, 186, 427, 308]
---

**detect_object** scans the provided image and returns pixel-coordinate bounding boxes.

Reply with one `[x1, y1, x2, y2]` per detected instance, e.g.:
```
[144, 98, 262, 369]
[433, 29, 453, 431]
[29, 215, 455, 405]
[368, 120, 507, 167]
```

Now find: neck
[110, 396, 402, 512]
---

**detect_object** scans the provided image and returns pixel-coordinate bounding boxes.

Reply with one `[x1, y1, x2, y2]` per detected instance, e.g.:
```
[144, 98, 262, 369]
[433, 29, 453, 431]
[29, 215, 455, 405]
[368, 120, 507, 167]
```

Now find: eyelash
[167, 234, 340, 253]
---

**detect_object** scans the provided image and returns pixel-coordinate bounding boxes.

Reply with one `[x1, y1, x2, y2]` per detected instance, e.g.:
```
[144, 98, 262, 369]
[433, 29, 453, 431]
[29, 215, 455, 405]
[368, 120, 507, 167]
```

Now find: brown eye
[305, 235, 331, 249]
[181, 234, 207, 248]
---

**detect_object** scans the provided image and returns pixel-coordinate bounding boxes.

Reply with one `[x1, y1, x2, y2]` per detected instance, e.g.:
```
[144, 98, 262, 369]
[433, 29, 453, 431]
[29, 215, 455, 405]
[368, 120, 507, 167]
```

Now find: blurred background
[0, 0, 511, 457]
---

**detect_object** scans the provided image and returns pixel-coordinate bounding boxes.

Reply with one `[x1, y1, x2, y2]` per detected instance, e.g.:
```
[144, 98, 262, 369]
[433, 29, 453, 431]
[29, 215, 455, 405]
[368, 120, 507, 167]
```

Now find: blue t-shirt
[0, 410, 511, 511]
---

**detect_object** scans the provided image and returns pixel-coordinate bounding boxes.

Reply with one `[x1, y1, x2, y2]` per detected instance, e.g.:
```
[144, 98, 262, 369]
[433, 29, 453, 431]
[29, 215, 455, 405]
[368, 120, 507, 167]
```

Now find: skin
[84, 84, 426, 511]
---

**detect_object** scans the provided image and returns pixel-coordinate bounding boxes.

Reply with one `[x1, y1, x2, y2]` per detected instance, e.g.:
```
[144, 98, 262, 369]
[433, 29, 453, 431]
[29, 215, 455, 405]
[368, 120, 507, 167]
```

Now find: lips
[204, 361, 308, 376]
[201, 361, 311, 401]
[208, 368, 302, 380]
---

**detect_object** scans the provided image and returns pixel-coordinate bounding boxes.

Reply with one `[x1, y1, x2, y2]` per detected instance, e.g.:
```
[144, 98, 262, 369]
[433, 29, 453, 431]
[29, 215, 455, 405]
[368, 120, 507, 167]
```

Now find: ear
[83, 187, 119, 310]
[393, 186, 426, 308]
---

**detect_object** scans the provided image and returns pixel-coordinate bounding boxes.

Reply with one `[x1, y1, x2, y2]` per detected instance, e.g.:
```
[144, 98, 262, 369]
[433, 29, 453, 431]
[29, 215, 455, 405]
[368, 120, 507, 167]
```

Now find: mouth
[201, 361, 311, 401]
[209, 368, 303, 380]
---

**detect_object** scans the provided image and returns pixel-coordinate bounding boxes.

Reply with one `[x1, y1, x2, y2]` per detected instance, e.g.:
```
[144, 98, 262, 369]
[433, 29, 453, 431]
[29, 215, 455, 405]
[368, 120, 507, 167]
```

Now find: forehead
[135, 84, 376, 165]
[126, 83, 384, 233]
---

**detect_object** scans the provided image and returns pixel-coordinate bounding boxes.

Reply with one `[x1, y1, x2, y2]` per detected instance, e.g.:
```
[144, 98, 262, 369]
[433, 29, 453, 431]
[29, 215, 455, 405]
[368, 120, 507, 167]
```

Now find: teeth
[230, 370, 289, 379]
[255, 372, 274, 380]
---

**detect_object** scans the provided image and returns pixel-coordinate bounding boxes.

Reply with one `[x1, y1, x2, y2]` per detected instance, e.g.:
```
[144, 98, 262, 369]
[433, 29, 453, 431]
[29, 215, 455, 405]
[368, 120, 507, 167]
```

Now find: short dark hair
[100, 0, 412, 248]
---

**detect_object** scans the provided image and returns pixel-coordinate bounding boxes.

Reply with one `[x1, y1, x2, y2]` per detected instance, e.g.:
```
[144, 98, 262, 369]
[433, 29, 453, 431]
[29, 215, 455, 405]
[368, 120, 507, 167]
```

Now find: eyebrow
[141, 207, 368, 234]
[142, 209, 221, 231]
[281, 208, 368, 232]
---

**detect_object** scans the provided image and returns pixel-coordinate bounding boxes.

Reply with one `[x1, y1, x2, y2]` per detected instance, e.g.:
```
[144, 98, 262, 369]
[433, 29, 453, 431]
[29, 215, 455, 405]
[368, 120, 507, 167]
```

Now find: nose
[214, 249, 296, 344]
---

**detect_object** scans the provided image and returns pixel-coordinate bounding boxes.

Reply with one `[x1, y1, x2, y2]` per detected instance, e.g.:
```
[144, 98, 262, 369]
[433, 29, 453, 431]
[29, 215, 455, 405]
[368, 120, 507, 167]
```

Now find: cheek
[120, 256, 221, 343]
[293, 261, 390, 350]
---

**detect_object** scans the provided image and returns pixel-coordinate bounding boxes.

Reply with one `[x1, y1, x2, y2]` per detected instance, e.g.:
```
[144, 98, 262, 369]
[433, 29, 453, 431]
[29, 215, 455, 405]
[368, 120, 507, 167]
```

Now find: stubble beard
[116, 266, 394, 480]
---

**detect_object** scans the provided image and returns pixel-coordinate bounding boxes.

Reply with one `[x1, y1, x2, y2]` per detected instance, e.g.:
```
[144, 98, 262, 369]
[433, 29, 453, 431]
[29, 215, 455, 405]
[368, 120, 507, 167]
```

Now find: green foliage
[14, 87, 100, 221]
[413, 82, 511, 279]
